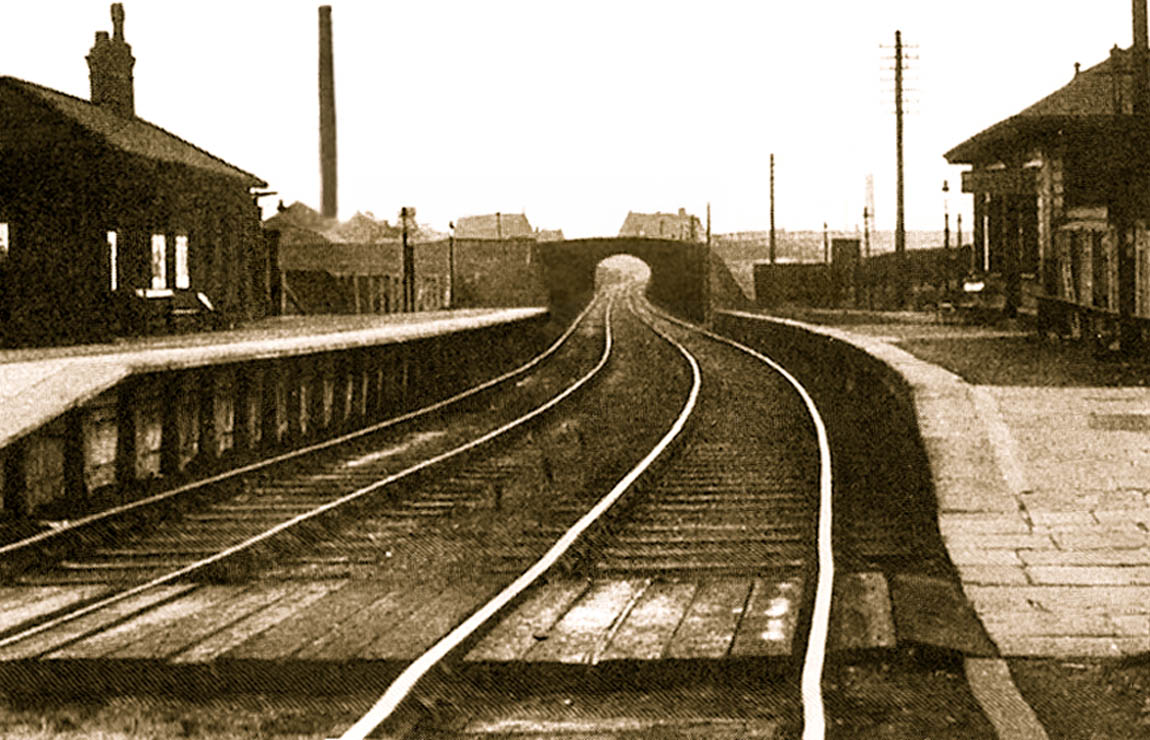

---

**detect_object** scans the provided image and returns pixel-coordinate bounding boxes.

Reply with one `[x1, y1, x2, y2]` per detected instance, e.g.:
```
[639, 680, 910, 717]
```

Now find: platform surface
[0, 308, 547, 450]
[723, 309, 1150, 659]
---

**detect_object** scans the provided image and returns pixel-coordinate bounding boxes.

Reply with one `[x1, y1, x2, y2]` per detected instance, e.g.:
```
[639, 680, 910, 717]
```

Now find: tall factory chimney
[319, 5, 338, 220]
[1135, 0, 1149, 114]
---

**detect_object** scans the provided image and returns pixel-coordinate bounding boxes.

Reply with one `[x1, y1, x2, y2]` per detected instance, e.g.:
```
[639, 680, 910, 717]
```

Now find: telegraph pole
[863, 206, 871, 308]
[770, 153, 776, 264]
[894, 29, 907, 306]
[704, 202, 712, 323]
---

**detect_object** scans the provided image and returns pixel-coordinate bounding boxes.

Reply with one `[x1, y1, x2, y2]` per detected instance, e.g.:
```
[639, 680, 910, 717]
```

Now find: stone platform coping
[0, 308, 547, 451]
[717, 309, 1150, 660]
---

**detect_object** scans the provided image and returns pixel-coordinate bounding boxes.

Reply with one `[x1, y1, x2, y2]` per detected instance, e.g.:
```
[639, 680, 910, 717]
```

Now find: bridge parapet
[537, 237, 709, 321]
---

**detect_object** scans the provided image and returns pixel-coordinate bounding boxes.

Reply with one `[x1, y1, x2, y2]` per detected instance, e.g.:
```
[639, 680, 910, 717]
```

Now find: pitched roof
[618, 210, 700, 240]
[0, 76, 266, 186]
[535, 228, 564, 242]
[454, 213, 533, 239]
[264, 201, 329, 231]
[946, 47, 1145, 163]
[333, 212, 400, 242]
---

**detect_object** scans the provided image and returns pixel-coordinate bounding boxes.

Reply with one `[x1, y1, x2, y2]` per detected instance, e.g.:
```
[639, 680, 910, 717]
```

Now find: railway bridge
[536, 237, 713, 322]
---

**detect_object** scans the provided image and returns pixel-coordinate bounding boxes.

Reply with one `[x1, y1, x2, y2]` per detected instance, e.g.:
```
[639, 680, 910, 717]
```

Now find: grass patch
[754, 306, 1150, 387]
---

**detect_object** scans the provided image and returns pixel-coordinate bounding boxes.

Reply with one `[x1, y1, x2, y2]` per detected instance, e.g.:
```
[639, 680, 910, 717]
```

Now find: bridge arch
[536, 237, 708, 321]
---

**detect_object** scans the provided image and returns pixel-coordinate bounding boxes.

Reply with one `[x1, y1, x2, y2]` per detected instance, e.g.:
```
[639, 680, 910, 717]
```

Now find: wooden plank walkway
[0, 573, 914, 672]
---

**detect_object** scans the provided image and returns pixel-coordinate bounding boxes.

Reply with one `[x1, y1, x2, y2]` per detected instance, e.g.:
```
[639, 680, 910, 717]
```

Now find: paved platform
[0, 309, 547, 450]
[761, 315, 1150, 659]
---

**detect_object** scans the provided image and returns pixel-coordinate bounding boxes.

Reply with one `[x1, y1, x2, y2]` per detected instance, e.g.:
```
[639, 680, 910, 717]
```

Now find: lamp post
[943, 180, 951, 290]
[943, 180, 950, 249]
[448, 221, 455, 309]
[400, 207, 415, 312]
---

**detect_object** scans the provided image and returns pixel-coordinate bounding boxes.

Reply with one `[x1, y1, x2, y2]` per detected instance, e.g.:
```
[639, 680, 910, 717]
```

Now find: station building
[946, 15, 1150, 333]
[0, 4, 271, 346]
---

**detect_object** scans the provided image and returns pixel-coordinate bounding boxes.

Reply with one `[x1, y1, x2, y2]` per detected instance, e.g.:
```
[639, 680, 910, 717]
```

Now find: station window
[107, 231, 118, 291]
[0, 222, 8, 261]
[174, 234, 189, 289]
[150, 233, 167, 290]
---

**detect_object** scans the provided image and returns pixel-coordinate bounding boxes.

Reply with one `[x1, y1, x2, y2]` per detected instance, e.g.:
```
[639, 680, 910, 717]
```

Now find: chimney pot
[111, 3, 125, 40]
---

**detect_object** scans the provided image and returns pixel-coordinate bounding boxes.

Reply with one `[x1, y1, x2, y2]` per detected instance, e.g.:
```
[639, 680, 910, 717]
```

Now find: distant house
[454, 213, 534, 240]
[946, 17, 1150, 324]
[334, 211, 401, 243]
[264, 204, 450, 315]
[534, 228, 564, 242]
[262, 202, 333, 247]
[0, 4, 270, 344]
[618, 209, 701, 242]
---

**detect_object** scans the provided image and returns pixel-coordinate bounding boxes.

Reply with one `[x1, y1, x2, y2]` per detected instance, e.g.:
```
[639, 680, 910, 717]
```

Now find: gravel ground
[0, 693, 371, 739]
[762, 306, 1150, 387]
[1008, 659, 1150, 740]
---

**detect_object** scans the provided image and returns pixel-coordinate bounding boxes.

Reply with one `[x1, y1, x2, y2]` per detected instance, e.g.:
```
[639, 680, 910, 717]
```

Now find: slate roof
[454, 213, 533, 239]
[618, 210, 701, 240]
[0, 76, 266, 187]
[535, 228, 564, 242]
[946, 47, 1147, 163]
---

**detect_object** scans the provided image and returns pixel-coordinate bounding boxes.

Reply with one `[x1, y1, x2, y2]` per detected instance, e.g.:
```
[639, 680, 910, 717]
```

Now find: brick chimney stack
[1136, 0, 1148, 50]
[86, 3, 135, 117]
[1135, 0, 1150, 115]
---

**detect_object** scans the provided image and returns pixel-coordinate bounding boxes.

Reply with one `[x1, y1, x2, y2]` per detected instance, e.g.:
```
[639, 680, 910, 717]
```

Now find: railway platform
[0, 309, 549, 521]
[0, 309, 547, 450]
[720, 310, 1150, 661]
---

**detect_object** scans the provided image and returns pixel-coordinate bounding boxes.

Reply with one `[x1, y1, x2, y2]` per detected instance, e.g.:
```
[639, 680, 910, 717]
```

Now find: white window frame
[174, 234, 189, 289]
[107, 231, 118, 291]
[151, 233, 167, 290]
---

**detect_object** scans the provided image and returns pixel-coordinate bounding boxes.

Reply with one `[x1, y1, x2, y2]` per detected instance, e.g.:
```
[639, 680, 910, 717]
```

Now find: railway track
[0, 281, 1001, 739]
[334, 287, 833, 739]
[0, 291, 617, 648]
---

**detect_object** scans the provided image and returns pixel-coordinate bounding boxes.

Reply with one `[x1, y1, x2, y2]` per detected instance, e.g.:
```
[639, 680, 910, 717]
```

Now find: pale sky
[2, 1, 1139, 238]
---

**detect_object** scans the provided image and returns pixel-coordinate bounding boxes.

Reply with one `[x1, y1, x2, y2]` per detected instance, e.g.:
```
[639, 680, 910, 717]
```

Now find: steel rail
[1, 297, 600, 559]
[0, 296, 612, 652]
[643, 302, 834, 740]
[335, 286, 703, 740]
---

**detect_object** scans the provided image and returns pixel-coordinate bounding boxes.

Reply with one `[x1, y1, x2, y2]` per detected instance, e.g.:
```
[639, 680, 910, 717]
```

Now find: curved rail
[642, 301, 834, 740]
[0, 295, 614, 652]
[1, 297, 601, 560]
[336, 286, 704, 740]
